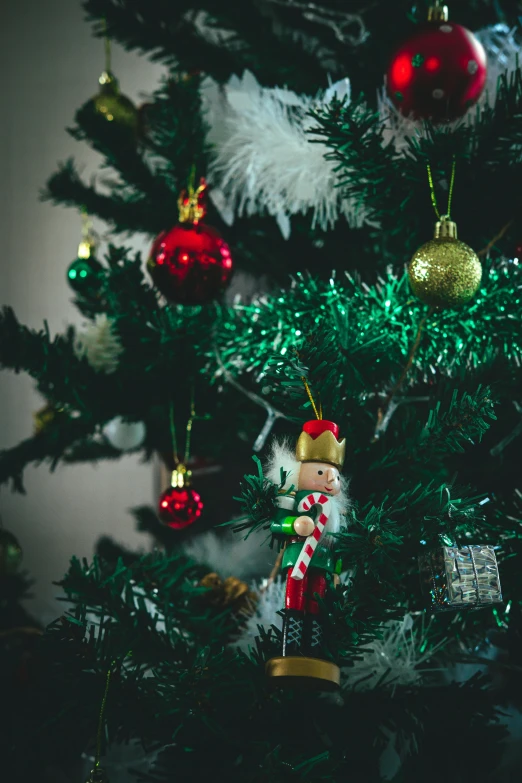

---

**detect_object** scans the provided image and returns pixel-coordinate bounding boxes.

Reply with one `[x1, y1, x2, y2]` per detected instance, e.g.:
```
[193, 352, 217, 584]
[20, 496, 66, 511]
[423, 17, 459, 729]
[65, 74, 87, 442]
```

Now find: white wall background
[0, 0, 165, 624]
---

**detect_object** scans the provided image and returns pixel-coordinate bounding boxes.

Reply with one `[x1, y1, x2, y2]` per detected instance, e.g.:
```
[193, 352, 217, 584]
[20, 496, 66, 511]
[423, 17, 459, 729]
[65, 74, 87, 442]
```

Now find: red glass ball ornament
[158, 485, 204, 529]
[147, 222, 233, 304]
[386, 20, 487, 121]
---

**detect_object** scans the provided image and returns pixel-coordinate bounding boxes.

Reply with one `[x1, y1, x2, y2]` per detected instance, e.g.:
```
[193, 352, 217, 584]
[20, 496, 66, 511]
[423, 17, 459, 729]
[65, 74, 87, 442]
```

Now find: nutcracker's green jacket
[270, 489, 342, 575]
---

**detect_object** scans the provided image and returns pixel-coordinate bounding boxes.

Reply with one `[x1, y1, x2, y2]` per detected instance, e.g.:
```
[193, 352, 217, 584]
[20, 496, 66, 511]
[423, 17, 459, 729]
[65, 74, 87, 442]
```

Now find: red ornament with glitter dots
[147, 178, 233, 304]
[386, 10, 487, 122]
[158, 485, 203, 529]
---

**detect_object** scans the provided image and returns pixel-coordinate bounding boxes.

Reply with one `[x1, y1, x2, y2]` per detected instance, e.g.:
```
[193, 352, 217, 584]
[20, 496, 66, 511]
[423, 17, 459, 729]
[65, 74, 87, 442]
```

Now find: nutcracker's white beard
[265, 438, 350, 535]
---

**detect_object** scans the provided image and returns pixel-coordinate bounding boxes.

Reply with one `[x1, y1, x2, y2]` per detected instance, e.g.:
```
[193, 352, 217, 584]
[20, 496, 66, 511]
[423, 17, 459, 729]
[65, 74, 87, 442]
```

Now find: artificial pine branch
[44, 159, 171, 235]
[81, 0, 331, 92]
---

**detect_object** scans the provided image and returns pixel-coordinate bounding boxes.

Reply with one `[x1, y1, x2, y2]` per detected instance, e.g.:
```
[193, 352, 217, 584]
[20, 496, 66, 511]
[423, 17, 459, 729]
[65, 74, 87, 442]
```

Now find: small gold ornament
[92, 70, 138, 131]
[33, 404, 59, 434]
[86, 35, 137, 133]
[199, 572, 257, 613]
[408, 217, 482, 307]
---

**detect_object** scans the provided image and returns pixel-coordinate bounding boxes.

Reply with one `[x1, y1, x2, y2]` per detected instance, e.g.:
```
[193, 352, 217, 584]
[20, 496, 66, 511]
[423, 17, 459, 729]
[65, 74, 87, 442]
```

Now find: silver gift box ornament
[419, 545, 502, 611]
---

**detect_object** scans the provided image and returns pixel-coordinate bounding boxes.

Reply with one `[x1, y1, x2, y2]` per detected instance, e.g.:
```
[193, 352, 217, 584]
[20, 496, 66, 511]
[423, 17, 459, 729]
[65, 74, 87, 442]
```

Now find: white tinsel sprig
[203, 71, 367, 238]
[74, 313, 124, 374]
[342, 612, 444, 692]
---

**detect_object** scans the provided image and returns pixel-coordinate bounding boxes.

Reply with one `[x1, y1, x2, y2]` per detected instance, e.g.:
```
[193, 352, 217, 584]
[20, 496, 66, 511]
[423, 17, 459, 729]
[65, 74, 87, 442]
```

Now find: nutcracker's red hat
[295, 419, 345, 469]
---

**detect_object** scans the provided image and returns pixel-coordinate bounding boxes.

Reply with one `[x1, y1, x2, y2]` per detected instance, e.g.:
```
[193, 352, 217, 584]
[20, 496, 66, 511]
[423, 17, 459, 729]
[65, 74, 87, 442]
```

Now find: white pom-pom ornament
[74, 313, 123, 374]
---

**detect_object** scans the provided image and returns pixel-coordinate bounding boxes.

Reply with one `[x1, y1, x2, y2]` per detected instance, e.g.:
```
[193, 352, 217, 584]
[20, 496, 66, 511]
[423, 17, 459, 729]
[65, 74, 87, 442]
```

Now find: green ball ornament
[0, 529, 23, 575]
[67, 242, 103, 295]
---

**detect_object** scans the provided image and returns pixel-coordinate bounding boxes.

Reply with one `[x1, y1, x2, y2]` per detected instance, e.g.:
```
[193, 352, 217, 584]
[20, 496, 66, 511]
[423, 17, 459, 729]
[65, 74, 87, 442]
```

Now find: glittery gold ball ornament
[90, 71, 138, 132]
[408, 218, 482, 307]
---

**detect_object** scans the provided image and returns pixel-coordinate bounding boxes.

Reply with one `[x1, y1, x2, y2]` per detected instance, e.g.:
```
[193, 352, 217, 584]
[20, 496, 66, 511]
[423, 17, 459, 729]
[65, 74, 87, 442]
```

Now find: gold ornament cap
[78, 239, 95, 259]
[428, 4, 448, 21]
[171, 464, 192, 488]
[98, 70, 119, 94]
[178, 177, 208, 225]
[295, 420, 345, 469]
[434, 217, 457, 239]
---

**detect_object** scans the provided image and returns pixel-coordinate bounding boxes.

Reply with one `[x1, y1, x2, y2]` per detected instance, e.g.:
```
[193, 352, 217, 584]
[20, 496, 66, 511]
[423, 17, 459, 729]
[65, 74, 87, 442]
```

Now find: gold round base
[265, 656, 340, 691]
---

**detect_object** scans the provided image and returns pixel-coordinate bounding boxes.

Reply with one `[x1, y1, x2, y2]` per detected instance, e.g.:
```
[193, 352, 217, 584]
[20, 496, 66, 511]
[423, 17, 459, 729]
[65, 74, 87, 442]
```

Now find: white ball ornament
[102, 417, 146, 451]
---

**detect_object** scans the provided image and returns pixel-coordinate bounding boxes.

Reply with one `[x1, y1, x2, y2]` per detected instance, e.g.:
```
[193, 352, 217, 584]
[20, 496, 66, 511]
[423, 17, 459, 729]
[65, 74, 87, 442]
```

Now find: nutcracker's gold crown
[296, 429, 346, 470]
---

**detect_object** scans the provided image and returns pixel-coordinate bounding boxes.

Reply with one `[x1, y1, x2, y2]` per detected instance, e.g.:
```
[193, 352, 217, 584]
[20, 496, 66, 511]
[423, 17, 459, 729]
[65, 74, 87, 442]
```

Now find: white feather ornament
[204, 71, 365, 237]
[74, 313, 123, 374]
[235, 577, 286, 654]
[183, 529, 275, 580]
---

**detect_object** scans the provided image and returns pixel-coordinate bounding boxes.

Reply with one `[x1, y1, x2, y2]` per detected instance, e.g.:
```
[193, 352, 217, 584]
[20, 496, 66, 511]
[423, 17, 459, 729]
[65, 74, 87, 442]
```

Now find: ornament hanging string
[301, 377, 322, 420]
[169, 387, 196, 467]
[87, 653, 131, 782]
[78, 207, 97, 258]
[184, 388, 196, 465]
[94, 663, 115, 774]
[81, 207, 91, 239]
[169, 401, 179, 465]
[87, 659, 117, 781]
[104, 25, 111, 73]
[426, 156, 456, 221]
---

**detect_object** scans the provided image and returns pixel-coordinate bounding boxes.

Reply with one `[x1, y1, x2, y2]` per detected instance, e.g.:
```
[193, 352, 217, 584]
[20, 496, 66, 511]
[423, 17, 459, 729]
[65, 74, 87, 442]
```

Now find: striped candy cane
[290, 492, 331, 580]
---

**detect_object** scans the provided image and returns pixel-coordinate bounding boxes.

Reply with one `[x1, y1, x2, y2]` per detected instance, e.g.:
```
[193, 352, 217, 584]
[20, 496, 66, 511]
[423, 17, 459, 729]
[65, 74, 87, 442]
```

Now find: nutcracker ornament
[147, 175, 233, 305]
[386, 2, 487, 122]
[265, 417, 347, 690]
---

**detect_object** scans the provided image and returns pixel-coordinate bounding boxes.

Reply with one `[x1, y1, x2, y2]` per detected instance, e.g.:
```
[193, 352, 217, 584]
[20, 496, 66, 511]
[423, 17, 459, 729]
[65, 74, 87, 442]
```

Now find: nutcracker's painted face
[298, 461, 340, 495]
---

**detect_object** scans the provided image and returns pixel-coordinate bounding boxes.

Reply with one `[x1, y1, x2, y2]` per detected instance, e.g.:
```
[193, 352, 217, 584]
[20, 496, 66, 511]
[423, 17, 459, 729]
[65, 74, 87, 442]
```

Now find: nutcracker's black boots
[304, 615, 326, 659]
[282, 610, 305, 656]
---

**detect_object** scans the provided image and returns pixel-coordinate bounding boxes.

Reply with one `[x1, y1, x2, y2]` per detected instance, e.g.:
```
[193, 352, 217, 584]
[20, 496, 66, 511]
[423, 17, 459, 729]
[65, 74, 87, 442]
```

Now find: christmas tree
[2, 0, 522, 779]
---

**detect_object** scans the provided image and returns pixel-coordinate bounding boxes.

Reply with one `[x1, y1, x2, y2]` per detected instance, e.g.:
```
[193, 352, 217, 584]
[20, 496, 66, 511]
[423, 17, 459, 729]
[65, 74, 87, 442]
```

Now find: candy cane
[290, 492, 331, 580]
